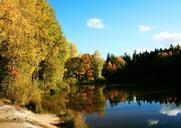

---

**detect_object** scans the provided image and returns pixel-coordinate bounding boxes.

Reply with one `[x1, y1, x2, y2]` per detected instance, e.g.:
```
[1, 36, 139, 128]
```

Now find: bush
[64, 77, 78, 86]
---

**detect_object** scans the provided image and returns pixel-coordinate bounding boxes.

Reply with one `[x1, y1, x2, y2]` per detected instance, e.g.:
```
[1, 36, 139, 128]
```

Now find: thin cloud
[153, 32, 181, 46]
[139, 25, 152, 32]
[87, 18, 105, 29]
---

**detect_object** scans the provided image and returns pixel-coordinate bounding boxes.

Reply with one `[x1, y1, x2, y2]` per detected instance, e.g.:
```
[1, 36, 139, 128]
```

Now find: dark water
[81, 86, 181, 128]
[43, 85, 181, 128]
[86, 100, 181, 128]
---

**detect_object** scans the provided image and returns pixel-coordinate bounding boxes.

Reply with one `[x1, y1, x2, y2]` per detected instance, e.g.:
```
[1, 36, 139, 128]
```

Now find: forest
[103, 45, 181, 85]
[0, 0, 181, 128]
[0, 0, 69, 106]
[0, 0, 181, 105]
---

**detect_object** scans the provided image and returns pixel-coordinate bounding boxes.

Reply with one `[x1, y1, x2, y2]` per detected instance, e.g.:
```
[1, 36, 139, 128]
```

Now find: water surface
[42, 85, 181, 128]
[81, 86, 181, 128]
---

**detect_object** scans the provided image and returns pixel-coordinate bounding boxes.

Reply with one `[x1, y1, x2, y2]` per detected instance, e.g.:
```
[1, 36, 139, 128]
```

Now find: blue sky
[48, 0, 181, 58]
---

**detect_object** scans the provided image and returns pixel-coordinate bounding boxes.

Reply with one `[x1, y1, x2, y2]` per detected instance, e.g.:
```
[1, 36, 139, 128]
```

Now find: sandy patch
[0, 105, 60, 128]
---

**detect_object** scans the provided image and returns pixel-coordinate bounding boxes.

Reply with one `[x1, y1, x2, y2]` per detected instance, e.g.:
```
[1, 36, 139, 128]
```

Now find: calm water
[85, 100, 181, 128]
[81, 86, 181, 128]
[43, 85, 181, 128]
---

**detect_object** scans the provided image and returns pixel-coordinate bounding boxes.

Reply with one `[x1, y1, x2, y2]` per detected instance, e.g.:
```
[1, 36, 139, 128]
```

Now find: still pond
[75, 86, 181, 128]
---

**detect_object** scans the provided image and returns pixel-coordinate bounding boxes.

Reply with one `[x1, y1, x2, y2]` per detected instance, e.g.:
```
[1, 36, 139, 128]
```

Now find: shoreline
[0, 102, 60, 128]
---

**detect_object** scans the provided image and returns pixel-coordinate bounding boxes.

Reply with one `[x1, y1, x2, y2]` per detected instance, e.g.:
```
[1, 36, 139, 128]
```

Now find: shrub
[64, 77, 78, 86]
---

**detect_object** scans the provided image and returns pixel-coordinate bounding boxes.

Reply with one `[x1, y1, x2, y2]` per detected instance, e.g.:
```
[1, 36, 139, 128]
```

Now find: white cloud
[87, 18, 105, 29]
[153, 32, 181, 46]
[139, 25, 152, 32]
[125, 48, 151, 56]
[160, 103, 181, 116]
[147, 119, 159, 127]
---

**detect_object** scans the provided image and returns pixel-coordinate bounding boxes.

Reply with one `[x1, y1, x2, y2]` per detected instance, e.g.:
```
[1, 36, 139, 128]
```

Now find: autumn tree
[79, 54, 94, 82]
[64, 57, 83, 81]
[0, 0, 68, 104]
[65, 51, 105, 83]
[69, 42, 78, 58]
[103, 54, 126, 83]
[92, 50, 104, 80]
[103, 45, 181, 84]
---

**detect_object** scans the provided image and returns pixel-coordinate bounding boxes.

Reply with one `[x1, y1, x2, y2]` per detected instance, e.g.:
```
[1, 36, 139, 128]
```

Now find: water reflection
[67, 85, 181, 128]
[160, 103, 181, 116]
[67, 86, 106, 118]
[41, 91, 88, 128]
[104, 86, 181, 106]
[41, 85, 181, 128]
[147, 119, 159, 127]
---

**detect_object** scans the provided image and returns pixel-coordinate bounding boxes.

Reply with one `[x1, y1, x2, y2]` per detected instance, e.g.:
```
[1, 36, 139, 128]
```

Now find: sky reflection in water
[85, 87, 181, 128]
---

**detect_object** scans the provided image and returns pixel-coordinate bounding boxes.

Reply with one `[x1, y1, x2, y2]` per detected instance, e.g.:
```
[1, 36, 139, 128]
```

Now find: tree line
[0, 0, 105, 108]
[103, 44, 181, 85]
[1, 0, 180, 110]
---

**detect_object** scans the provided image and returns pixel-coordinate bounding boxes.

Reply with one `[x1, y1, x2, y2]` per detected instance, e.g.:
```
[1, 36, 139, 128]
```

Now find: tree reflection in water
[41, 85, 181, 128]
[67, 85, 106, 118]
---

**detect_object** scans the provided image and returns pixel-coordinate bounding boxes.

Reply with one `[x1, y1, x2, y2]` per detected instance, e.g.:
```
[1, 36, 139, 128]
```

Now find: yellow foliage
[0, 0, 69, 104]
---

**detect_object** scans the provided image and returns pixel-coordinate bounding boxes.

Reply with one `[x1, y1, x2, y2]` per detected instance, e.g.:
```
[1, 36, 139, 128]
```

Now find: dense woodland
[65, 44, 181, 85]
[103, 45, 181, 85]
[0, 0, 70, 105]
[0, 0, 181, 107]
[0, 0, 104, 111]
[0, 0, 181, 128]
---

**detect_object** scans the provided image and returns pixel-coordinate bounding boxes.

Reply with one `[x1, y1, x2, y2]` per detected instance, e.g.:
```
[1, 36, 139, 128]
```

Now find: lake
[42, 85, 181, 128]
[68, 85, 181, 128]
